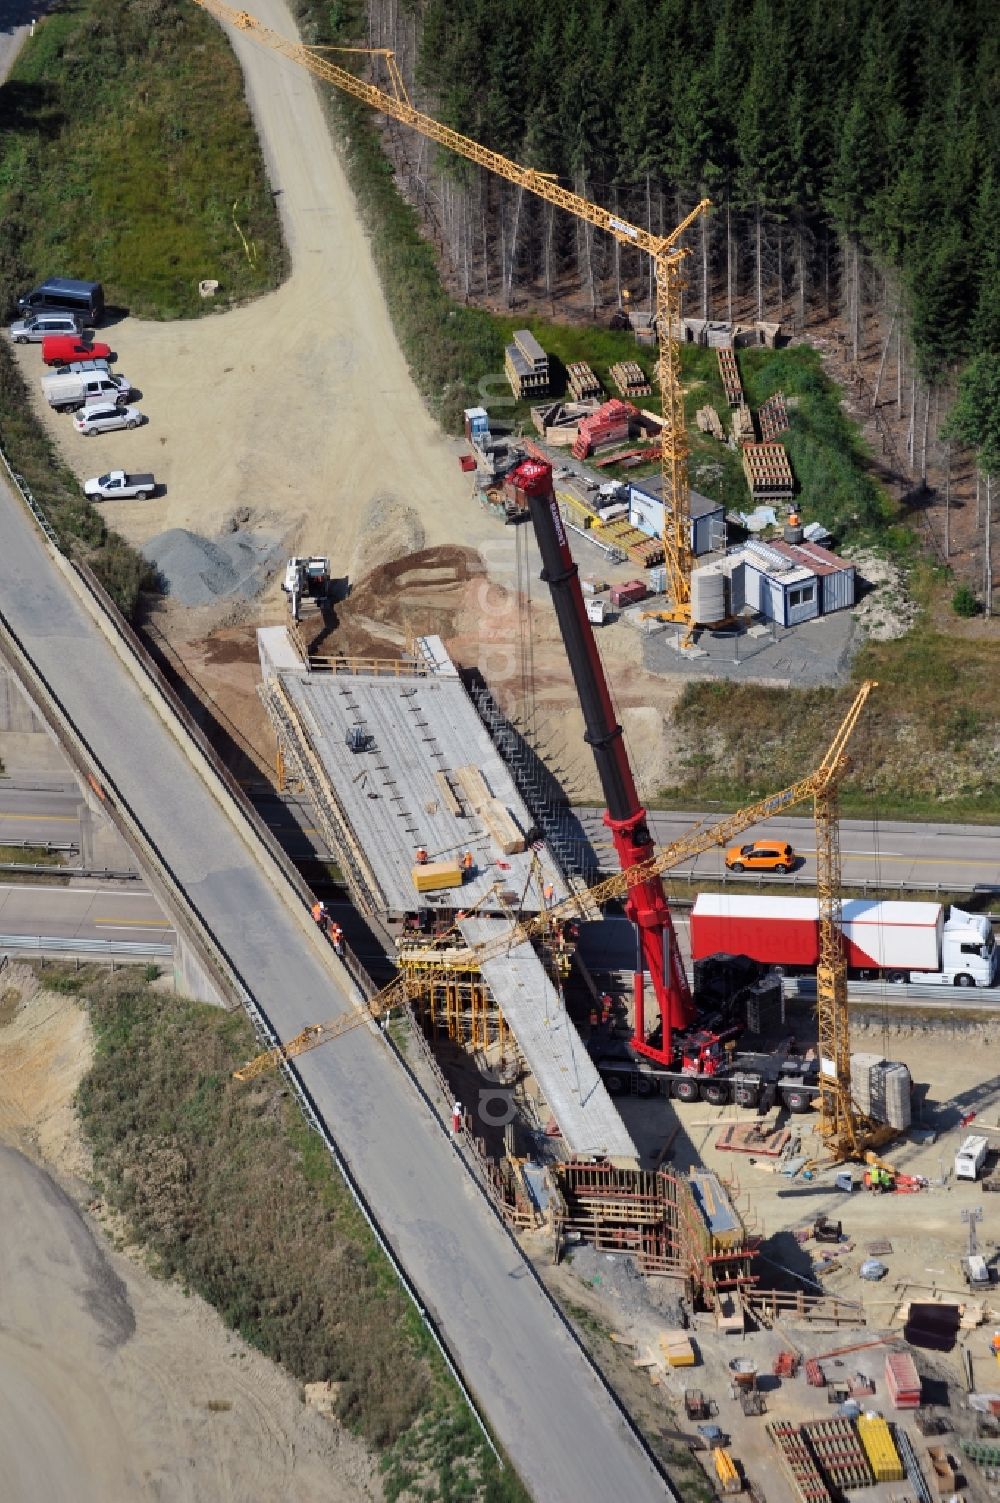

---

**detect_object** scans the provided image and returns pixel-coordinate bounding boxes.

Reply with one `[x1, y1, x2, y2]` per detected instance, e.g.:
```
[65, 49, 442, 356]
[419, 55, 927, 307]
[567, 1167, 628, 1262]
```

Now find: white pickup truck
[84, 470, 156, 501]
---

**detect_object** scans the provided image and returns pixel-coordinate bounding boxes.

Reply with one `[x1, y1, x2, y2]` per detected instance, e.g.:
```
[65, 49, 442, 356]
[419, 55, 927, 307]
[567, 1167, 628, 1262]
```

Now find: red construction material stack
[885, 1351, 921, 1408]
[610, 579, 648, 608]
[572, 399, 636, 460]
[805, 1358, 825, 1388]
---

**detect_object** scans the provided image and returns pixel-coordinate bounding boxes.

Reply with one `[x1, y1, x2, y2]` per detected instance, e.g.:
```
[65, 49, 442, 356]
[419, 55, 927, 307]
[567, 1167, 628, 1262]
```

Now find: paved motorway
[0, 502, 665, 1503]
[0, 883, 171, 943]
[576, 807, 1000, 893]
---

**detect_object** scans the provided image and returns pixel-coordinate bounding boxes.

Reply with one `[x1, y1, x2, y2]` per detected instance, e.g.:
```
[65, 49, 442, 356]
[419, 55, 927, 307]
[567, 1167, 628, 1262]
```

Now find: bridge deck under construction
[259, 631, 566, 921]
[459, 915, 638, 1163]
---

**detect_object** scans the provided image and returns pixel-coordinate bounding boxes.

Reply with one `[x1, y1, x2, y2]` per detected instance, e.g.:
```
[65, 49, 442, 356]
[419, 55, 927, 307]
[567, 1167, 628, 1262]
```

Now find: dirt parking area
[7, 0, 688, 806]
[0, 962, 380, 1503]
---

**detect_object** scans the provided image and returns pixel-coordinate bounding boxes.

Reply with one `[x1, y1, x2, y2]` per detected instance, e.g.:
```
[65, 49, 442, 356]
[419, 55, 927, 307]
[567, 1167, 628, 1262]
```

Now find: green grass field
[78, 970, 528, 1503]
[0, 0, 285, 320]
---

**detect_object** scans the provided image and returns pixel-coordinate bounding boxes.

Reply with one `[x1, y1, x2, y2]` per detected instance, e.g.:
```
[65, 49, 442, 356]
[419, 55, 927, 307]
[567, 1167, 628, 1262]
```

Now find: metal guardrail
[0, 932, 172, 958]
[783, 975, 1000, 1011]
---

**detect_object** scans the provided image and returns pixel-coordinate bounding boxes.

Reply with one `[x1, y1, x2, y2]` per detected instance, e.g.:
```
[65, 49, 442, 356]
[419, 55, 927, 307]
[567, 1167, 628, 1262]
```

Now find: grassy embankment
[291, 0, 999, 821]
[75, 968, 528, 1503]
[0, 0, 285, 615]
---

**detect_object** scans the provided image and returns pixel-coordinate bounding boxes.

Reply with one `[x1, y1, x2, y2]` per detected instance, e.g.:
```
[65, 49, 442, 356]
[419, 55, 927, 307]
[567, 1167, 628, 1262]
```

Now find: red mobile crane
[508, 459, 694, 1067]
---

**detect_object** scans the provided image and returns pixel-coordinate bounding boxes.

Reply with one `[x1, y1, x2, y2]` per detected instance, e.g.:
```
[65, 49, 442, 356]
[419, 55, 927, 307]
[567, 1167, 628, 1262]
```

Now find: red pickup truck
[42, 335, 113, 367]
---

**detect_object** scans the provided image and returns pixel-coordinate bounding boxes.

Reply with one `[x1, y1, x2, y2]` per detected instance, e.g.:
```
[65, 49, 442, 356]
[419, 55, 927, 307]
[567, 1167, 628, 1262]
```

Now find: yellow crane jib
[189, 1, 709, 626]
[234, 681, 878, 1081]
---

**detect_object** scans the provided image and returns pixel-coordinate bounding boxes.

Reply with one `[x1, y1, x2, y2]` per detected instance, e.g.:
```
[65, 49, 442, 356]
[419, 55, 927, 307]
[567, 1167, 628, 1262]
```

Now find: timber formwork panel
[758, 390, 789, 440]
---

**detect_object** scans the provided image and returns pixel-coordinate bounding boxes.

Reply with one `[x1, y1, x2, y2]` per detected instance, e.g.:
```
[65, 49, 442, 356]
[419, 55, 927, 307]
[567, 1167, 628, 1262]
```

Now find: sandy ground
[0, 963, 380, 1503]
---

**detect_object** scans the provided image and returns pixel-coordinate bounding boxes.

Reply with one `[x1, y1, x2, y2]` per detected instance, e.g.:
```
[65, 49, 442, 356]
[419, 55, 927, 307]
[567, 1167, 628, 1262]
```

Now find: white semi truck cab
[931, 907, 999, 988]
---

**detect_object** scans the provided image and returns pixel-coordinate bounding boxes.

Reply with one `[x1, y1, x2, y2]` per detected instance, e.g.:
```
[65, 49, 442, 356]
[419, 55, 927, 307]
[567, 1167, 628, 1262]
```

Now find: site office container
[610, 579, 648, 608]
[689, 894, 943, 972]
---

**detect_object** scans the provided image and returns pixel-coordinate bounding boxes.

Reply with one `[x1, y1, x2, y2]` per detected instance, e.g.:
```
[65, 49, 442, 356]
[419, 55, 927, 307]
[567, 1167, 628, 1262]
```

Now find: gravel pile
[142, 527, 283, 606]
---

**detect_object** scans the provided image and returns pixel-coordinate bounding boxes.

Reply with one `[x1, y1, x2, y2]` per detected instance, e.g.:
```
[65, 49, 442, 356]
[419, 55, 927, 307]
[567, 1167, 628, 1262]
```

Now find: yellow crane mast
[813, 679, 878, 1158]
[190, 1, 709, 630]
[235, 682, 876, 1081]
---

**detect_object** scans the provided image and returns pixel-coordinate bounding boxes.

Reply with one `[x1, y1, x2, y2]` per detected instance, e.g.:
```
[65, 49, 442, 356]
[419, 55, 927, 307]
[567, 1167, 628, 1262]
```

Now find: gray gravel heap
[142, 527, 283, 606]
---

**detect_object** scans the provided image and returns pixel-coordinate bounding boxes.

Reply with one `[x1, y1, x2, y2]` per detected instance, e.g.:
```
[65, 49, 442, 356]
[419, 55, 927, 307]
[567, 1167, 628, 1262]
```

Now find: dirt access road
[0, 965, 380, 1503]
[13, 0, 678, 805]
[19, 0, 476, 579]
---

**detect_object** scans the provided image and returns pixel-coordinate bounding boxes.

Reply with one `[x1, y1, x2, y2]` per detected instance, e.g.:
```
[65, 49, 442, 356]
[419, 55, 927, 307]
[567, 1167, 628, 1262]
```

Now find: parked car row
[7, 278, 155, 474]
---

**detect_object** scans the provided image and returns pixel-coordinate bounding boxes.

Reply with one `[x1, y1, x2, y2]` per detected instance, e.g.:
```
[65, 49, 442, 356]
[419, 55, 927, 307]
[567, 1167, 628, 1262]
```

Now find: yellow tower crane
[235, 681, 876, 1081]
[190, 0, 710, 632]
[812, 679, 879, 1158]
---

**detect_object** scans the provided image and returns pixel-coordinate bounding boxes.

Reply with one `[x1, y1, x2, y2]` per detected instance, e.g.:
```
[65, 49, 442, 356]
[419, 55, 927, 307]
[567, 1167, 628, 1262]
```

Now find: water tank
[783, 522, 804, 543]
[692, 566, 727, 623]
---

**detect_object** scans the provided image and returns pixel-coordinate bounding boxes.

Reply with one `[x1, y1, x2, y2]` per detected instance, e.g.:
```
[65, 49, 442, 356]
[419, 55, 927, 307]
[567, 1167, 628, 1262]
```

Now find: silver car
[9, 312, 83, 343]
[53, 358, 111, 376]
[73, 403, 144, 435]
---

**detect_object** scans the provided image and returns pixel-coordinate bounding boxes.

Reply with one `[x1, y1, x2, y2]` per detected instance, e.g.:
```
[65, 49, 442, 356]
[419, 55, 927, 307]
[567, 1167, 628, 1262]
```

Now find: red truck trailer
[689, 894, 1000, 988]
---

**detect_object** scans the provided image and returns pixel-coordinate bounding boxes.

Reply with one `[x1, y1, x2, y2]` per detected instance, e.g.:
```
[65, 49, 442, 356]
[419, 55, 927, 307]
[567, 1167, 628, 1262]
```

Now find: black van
[17, 278, 104, 325]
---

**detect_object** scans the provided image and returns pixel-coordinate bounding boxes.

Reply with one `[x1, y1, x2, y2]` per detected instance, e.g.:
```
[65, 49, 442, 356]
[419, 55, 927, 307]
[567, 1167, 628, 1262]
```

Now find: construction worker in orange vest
[415, 846, 429, 865]
[463, 850, 475, 878]
[311, 900, 329, 931]
[329, 922, 344, 957]
[543, 882, 555, 908]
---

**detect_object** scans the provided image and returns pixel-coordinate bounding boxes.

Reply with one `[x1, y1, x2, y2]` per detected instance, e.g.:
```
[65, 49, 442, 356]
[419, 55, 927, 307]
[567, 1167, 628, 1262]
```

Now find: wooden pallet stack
[759, 390, 789, 439]
[696, 404, 725, 440]
[717, 347, 744, 407]
[609, 360, 651, 397]
[803, 1419, 873, 1491]
[504, 328, 550, 399]
[566, 361, 602, 400]
[742, 441, 794, 499]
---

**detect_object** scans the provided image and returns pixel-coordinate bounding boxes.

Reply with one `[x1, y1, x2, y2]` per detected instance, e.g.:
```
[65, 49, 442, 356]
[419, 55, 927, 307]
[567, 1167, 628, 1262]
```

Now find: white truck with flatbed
[84, 470, 156, 501]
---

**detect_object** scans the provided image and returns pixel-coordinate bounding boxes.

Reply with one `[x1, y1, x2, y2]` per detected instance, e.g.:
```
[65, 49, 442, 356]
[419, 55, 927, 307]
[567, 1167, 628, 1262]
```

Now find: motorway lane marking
[94, 913, 174, 925]
[95, 917, 172, 928]
[0, 811, 77, 822]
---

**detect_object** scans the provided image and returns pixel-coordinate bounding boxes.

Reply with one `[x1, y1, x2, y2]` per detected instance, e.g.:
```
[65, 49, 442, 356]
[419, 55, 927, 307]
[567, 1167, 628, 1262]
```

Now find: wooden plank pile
[717, 347, 744, 407]
[566, 361, 602, 400]
[696, 404, 726, 440]
[454, 764, 526, 854]
[505, 329, 549, 399]
[598, 518, 664, 567]
[759, 390, 789, 439]
[742, 442, 794, 499]
[610, 360, 652, 397]
[731, 403, 756, 447]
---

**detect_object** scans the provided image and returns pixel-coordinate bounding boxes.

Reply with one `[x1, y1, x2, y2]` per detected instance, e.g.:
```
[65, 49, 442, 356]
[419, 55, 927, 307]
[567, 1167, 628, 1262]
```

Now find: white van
[42, 368, 131, 412]
[954, 1135, 989, 1180]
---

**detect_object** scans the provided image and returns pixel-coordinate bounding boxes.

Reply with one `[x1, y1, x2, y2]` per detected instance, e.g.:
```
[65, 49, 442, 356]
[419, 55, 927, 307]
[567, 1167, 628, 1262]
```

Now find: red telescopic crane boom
[509, 460, 694, 1064]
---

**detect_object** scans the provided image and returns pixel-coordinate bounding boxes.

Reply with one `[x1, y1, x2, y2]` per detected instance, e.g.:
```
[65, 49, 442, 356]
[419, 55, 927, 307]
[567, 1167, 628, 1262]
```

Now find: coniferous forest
[363, 0, 997, 395]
